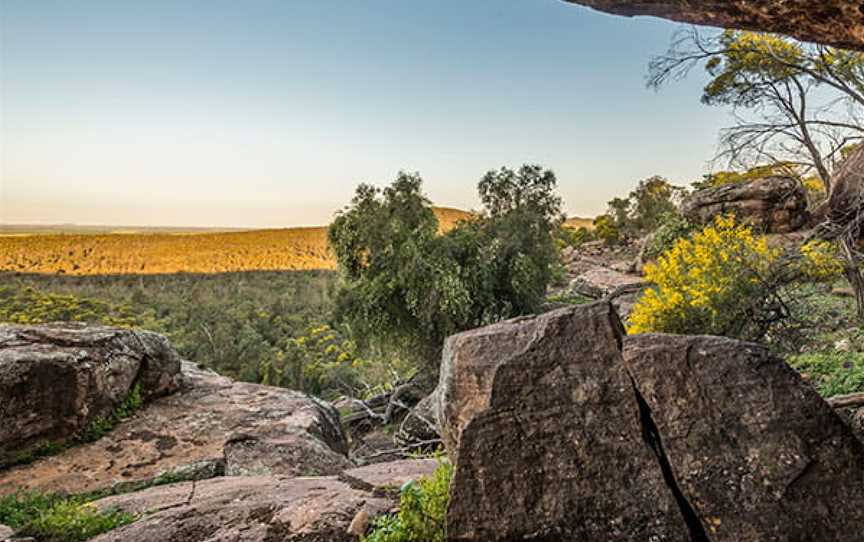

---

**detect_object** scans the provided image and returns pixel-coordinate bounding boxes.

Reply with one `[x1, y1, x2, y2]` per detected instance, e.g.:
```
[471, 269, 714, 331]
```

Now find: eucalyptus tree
[650, 28, 864, 192]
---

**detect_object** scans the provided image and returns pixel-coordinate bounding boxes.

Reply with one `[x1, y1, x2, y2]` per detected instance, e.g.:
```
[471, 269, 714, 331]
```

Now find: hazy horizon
[1, 0, 728, 228]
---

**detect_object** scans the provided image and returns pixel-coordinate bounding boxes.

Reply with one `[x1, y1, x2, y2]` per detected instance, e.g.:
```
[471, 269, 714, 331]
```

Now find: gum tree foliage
[650, 29, 864, 192]
[328, 166, 563, 366]
[599, 175, 685, 241]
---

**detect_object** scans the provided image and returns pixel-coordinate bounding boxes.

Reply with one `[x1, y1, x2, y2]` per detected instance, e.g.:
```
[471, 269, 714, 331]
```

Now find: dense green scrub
[0, 270, 336, 382]
[0, 491, 134, 542]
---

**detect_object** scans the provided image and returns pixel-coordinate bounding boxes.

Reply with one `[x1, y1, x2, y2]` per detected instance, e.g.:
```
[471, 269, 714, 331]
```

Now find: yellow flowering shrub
[629, 215, 780, 336]
[799, 240, 844, 281]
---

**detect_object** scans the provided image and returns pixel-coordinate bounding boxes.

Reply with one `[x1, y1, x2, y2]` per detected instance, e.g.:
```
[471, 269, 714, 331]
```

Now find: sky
[0, 0, 729, 228]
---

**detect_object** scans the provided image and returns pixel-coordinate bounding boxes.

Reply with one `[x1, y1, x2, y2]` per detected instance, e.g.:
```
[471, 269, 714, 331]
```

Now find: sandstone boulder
[394, 391, 440, 449]
[444, 303, 688, 541]
[682, 176, 808, 233]
[443, 303, 864, 541]
[624, 333, 864, 541]
[89, 476, 392, 542]
[0, 323, 181, 467]
[568, 267, 645, 299]
[0, 361, 350, 496]
[224, 432, 353, 477]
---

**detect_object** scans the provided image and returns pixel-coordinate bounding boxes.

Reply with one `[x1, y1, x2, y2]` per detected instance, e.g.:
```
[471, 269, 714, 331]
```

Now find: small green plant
[788, 351, 864, 397]
[0, 491, 134, 542]
[20, 501, 134, 542]
[78, 383, 144, 444]
[0, 384, 145, 470]
[0, 491, 65, 529]
[363, 460, 453, 542]
[641, 212, 695, 262]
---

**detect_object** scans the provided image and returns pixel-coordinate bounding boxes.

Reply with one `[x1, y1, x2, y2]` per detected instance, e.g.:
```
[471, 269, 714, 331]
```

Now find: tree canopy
[329, 166, 563, 367]
[650, 29, 864, 191]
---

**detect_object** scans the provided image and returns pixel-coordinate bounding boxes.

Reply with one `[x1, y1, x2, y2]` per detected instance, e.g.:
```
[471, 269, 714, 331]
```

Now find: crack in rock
[631, 378, 710, 542]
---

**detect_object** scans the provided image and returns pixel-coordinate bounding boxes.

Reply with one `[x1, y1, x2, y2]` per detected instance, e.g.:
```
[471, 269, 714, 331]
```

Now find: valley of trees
[5, 17, 864, 542]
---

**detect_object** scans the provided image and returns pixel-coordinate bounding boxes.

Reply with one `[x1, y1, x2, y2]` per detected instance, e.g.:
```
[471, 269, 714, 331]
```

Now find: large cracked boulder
[681, 176, 808, 233]
[443, 302, 864, 541]
[0, 323, 181, 467]
[443, 304, 688, 541]
[0, 361, 350, 496]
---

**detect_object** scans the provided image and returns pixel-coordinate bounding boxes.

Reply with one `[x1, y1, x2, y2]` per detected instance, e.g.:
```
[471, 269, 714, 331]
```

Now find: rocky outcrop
[443, 303, 864, 541]
[562, 1, 864, 52]
[0, 323, 181, 467]
[394, 391, 440, 449]
[0, 524, 12, 541]
[444, 303, 688, 541]
[339, 458, 438, 496]
[0, 361, 350, 496]
[224, 432, 353, 477]
[88, 459, 440, 542]
[682, 176, 809, 233]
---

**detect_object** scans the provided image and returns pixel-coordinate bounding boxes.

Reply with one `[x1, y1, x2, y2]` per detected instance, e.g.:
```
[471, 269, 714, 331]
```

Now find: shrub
[597, 176, 686, 241]
[629, 215, 781, 338]
[592, 215, 620, 245]
[640, 212, 696, 262]
[0, 492, 134, 542]
[20, 501, 134, 542]
[630, 216, 844, 340]
[788, 351, 864, 397]
[363, 460, 453, 542]
[258, 324, 416, 400]
[0, 287, 140, 327]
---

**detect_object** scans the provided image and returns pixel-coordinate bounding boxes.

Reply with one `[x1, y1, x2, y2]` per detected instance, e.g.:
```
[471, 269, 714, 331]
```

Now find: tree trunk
[840, 237, 864, 320]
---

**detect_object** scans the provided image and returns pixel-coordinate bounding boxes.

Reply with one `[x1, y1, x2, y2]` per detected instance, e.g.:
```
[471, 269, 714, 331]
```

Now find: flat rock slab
[90, 476, 392, 542]
[339, 458, 439, 496]
[570, 267, 644, 299]
[0, 323, 181, 466]
[0, 362, 349, 495]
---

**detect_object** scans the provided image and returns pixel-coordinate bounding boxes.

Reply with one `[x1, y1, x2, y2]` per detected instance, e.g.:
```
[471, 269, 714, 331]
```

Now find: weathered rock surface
[562, 1, 864, 52]
[569, 266, 645, 298]
[682, 176, 808, 233]
[444, 303, 864, 541]
[0, 361, 349, 495]
[224, 432, 353, 477]
[89, 476, 392, 542]
[444, 303, 688, 541]
[89, 460, 437, 542]
[0, 524, 13, 541]
[0, 323, 181, 467]
[394, 391, 440, 449]
[339, 458, 438, 496]
[624, 333, 864, 541]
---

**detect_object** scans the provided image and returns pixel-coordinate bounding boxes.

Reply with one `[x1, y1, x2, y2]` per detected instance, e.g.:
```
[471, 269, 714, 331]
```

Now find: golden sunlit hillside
[0, 207, 477, 275]
[564, 216, 594, 230]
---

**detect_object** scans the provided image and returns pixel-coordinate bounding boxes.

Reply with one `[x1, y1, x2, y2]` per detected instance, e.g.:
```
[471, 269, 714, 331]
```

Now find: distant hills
[0, 207, 593, 276]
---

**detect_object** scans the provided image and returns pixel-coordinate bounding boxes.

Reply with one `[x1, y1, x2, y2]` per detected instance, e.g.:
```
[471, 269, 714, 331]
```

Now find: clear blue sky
[1, 0, 728, 228]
